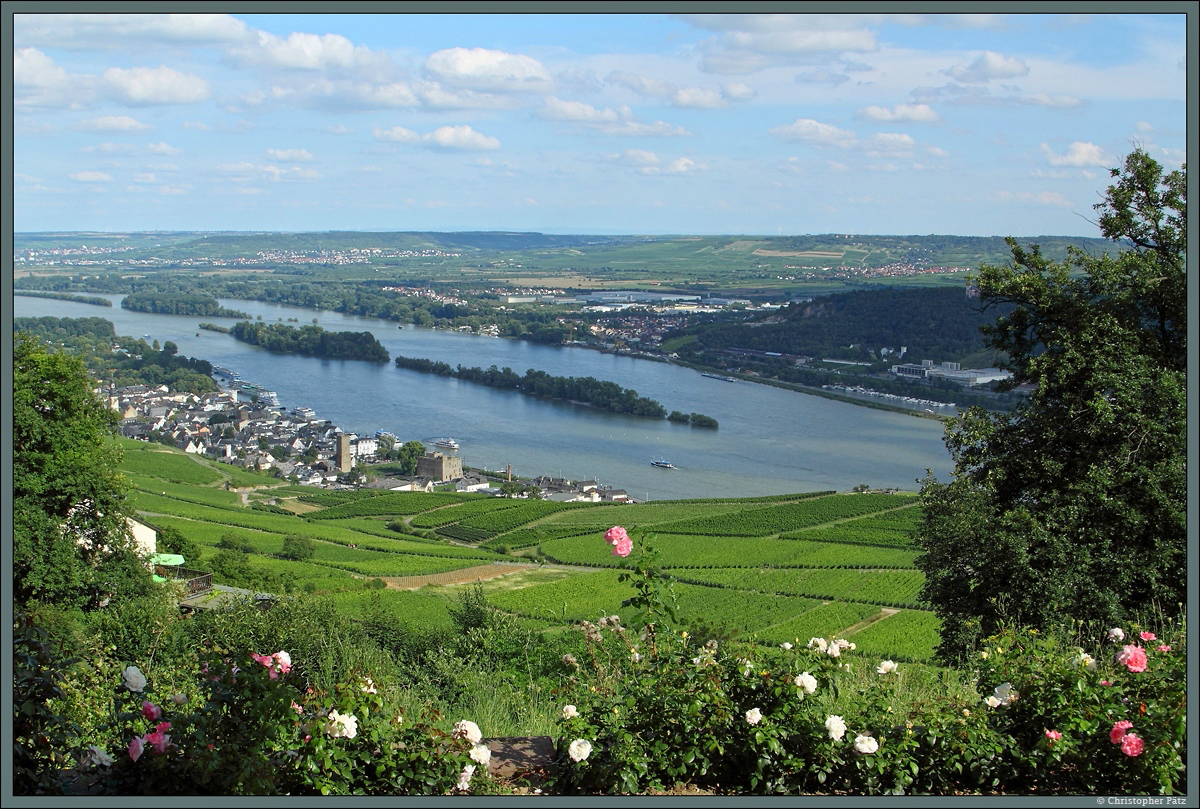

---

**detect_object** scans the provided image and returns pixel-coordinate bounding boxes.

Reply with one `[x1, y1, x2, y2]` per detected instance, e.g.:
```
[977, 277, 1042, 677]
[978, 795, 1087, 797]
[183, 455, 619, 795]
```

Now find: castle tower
[337, 434, 352, 473]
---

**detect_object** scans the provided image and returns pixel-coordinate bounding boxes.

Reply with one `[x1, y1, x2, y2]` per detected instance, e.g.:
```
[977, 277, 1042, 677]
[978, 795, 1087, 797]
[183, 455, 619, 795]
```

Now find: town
[104, 372, 634, 504]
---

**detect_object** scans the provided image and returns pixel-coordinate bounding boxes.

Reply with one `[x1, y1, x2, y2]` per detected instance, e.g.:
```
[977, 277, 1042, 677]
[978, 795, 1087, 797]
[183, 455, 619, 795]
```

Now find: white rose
[780, 642, 793, 650]
[1076, 652, 1097, 671]
[825, 715, 847, 741]
[1107, 628, 1125, 643]
[562, 704, 579, 720]
[853, 734, 880, 755]
[745, 708, 763, 725]
[454, 720, 482, 745]
[326, 710, 358, 739]
[826, 644, 842, 658]
[993, 682, 1017, 706]
[470, 744, 492, 766]
[456, 764, 476, 791]
[568, 738, 593, 762]
[984, 695, 1002, 708]
[877, 660, 899, 675]
[84, 745, 114, 768]
[794, 672, 818, 694]
[808, 637, 828, 652]
[122, 666, 147, 693]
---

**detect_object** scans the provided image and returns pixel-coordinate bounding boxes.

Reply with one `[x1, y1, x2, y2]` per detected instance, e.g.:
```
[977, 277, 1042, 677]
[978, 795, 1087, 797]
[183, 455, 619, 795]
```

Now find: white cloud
[768, 118, 857, 148]
[424, 47, 551, 92]
[994, 190, 1071, 207]
[131, 172, 159, 183]
[671, 87, 726, 109]
[926, 146, 949, 158]
[183, 121, 212, 131]
[423, 125, 500, 150]
[327, 124, 353, 135]
[945, 51, 1029, 83]
[1136, 121, 1154, 133]
[662, 157, 706, 174]
[721, 81, 756, 102]
[74, 115, 153, 132]
[233, 30, 371, 71]
[372, 126, 421, 143]
[13, 47, 92, 107]
[103, 65, 210, 105]
[541, 97, 621, 123]
[1041, 141, 1112, 167]
[148, 141, 181, 155]
[858, 103, 940, 123]
[865, 133, 917, 154]
[70, 170, 112, 182]
[686, 15, 877, 74]
[266, 148, 314, 162]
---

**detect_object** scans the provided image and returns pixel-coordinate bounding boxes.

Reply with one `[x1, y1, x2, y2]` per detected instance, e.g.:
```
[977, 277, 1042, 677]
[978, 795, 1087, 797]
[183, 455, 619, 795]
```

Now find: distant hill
[671, 285, 1011, 362]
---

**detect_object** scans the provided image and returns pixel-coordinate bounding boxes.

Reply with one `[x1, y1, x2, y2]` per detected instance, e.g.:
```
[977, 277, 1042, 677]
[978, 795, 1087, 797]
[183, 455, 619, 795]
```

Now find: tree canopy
[914, 149, 1187, 663]
[13, 334, 149, 609]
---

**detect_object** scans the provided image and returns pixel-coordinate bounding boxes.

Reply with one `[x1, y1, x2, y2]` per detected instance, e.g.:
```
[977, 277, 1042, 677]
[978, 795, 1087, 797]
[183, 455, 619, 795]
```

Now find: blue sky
[11, 10, 1189, 237]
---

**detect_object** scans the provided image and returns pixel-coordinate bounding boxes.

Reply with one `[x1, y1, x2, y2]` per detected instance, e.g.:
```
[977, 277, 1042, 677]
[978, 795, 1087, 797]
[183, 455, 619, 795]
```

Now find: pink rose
[128, 736, 144, 761]
[604, 525, 628, 546]
[1044, 729, 1062, 742]
[252, 653, 273, 668]
[1156, 644, 1171, 652]
[1116, 644, 1148, 672]
[1110, 720, 1134, 744]
[144, 730, 170, 755]
[1139, 631, 1156, 641]
[1120, 733, 1145, 757]
[141, 701, 161, 721]
[613, 536, 633, 557]
[274, 651, 292, 674]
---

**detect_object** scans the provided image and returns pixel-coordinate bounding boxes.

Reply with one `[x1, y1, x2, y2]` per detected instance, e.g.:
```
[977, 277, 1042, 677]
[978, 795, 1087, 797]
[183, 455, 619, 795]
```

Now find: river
[14, 293, 955, 500]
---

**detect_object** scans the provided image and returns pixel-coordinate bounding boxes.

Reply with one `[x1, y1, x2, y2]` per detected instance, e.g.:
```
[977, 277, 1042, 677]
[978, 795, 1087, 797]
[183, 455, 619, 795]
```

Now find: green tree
[915, 149, 1186, 664]
[13, 334, 145, 609]
[155, 524, 202, 563]
[280, 534, 316, 562]
[397, 440, 426, 475]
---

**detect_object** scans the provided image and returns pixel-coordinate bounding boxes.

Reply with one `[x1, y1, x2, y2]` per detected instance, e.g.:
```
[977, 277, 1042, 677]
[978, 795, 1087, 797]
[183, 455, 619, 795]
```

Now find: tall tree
[915, 150, 1187, 663]
[13, 334, 145, 609]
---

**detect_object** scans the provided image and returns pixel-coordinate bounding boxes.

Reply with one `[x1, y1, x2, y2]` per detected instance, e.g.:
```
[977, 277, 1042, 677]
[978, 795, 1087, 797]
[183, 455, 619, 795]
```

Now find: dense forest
[13, 316, 218, 394]
[230, 321, 390, 362]
[392, 355, 714, 423]
[668, 286, 1010, 363]
[121, 292, 251, 319]
[15, 290, 112, 306]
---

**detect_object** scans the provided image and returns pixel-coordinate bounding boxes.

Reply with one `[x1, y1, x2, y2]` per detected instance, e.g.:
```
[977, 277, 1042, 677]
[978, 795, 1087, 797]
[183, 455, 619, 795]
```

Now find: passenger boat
[651, 460, 675, 469]
[434, 437, 460, 450]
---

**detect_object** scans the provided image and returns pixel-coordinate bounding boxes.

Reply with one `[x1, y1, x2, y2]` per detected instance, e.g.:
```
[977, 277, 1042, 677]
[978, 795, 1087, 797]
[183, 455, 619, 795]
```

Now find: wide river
[14, 294, 954, 500]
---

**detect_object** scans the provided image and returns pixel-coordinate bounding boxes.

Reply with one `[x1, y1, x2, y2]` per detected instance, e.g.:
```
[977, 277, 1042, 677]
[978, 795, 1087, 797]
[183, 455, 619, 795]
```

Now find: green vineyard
[117, 439, 940, 663]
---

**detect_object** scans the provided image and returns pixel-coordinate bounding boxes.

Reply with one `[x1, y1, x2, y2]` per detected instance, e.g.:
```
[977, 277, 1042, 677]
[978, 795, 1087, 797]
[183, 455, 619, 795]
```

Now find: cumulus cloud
[865, 133, 917, 154]
[540, 97, 689, 136]
[606, 70, 674, 98]
[230, 30, 376, 71]
[148, 141, 181, 155]
[371, 124, 500, 150]
[945, 51, 1029, 83]
[1041, 141, 1112, 167]
[266, 148, 314, 162]
[372, 126, 421, 142]
[265, 77, 419, 111]
[215, 162, 322, 182]
[81, 142, 135, 154]
[103, 65, 210, 105]
[606, 71, 749, 109]
[768, 118, 857, 148]
[70, 170, 113, 182]
[721, 81, 756, 101]
[74, 115, 153, 132]
[327, 124, 353, 135]
[662, 156, 706, 174]
[857, 103, 940, 123]
[685, 15, 877, 74]
[424, 125, 500, 150]
[424, 47, 552, 92]
[13, 47, 91, 107]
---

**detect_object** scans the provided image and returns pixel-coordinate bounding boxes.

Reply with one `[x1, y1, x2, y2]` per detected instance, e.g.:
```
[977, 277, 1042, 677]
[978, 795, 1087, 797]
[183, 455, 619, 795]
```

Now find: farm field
[119, 442, 939, 661]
